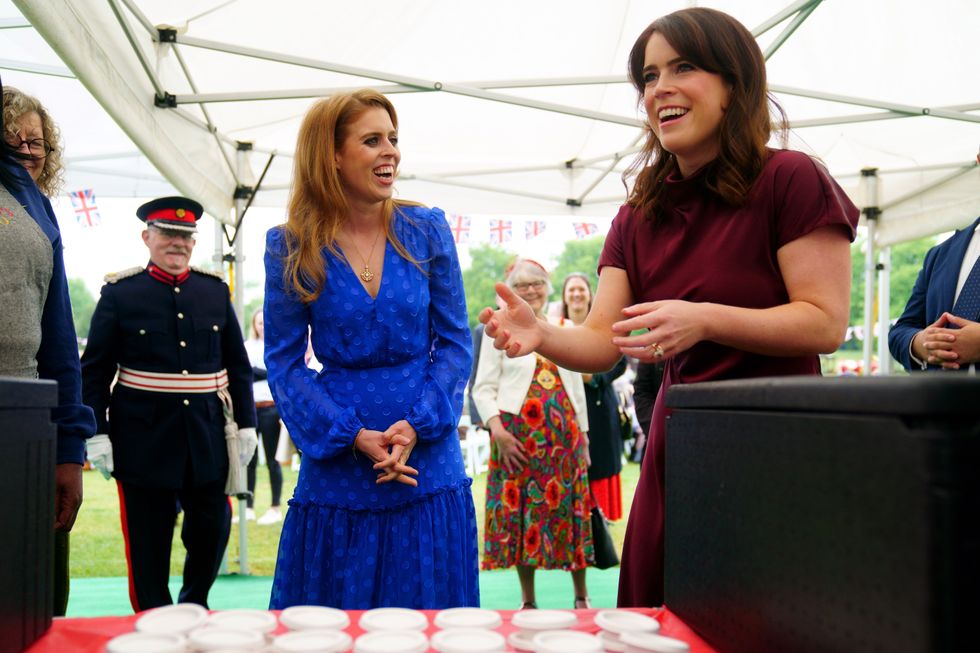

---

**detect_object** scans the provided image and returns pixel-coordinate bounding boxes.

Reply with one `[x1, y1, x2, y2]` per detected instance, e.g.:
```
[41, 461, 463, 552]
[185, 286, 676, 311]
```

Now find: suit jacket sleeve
[80, 285, 121, 435]
[222, 294, 256, 428]
[888, 245, 938, 372]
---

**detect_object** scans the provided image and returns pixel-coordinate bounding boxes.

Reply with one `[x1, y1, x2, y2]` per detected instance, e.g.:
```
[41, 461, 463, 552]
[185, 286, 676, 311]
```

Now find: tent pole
[861, 168, 881, 376]
[878, 246, 892, 375]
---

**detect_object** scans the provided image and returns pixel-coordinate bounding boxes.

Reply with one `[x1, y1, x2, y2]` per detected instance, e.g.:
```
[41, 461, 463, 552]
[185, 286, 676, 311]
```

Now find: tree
[550, 236, 605, 305]
[68, 278, 96, 340]
[461, 245, 514, 329]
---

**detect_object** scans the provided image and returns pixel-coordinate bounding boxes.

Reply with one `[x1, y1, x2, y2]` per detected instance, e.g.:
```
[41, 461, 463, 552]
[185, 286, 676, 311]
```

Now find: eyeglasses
[512, 280, 546, 291]
[7, 137, 53, 160]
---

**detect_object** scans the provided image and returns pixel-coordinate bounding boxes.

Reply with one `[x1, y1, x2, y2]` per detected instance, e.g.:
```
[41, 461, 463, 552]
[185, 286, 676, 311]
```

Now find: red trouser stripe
[115, 481, 141, 612]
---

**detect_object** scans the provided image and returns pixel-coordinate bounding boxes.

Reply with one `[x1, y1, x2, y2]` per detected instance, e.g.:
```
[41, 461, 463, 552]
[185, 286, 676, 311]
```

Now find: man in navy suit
[888, 152, 980, 372]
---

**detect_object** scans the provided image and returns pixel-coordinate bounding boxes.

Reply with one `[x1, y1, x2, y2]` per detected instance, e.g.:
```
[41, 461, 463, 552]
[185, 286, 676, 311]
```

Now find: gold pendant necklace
[348, 227, 383, 283]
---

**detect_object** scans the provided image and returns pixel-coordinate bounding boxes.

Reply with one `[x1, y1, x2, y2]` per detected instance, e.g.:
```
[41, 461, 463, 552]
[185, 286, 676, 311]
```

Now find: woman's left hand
[375, 420, 419, 486]
[610, 300, 709, 362]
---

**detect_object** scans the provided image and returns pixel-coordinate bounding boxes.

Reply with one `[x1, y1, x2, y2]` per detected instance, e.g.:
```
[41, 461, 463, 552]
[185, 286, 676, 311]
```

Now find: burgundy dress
[599, 149, 859, 607]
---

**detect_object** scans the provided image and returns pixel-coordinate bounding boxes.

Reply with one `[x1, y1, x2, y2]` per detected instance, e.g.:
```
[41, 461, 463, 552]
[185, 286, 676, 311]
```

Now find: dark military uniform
[81, 262, 254, 611]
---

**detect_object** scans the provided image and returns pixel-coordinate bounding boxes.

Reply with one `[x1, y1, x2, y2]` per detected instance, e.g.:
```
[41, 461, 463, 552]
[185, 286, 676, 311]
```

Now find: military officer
[81, 196, 256, 611]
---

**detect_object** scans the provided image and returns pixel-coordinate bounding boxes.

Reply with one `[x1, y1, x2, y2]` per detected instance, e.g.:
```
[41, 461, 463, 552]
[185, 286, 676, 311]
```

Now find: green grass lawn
[71, 456, 642, 578]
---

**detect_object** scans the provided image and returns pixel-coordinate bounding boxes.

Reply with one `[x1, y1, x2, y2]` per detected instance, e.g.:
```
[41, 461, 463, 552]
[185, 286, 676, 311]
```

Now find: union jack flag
[68, 189, 101, 227]
[573, 222, 598, 239]
[488, 219, 513, 246]
[446, 213, 471, 244]
[525, 220, 547, 240]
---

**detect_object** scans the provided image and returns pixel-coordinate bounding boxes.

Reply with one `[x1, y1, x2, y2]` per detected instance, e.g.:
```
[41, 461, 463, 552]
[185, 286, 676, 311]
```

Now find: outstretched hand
[479, 283, 543, 358]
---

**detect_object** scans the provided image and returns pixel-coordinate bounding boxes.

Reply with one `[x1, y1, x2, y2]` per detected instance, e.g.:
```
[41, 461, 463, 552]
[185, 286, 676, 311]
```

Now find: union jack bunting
[525, 220, 547, 240]
[488, 219, 513, 246]
[446, 213, 471, 244]
[68, 189, 101, 227]
[573, 222, 598, 239]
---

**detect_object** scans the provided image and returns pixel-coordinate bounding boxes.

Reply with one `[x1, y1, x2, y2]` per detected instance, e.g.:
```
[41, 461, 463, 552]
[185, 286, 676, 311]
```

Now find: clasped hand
[355, 419, 419, 486]
[914, 312, 980, 370]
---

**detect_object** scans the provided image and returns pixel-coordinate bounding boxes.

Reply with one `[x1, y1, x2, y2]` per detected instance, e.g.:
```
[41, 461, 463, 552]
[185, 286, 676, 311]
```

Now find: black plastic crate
[664, 376, 980, 653]
[0, 378, 57, 653]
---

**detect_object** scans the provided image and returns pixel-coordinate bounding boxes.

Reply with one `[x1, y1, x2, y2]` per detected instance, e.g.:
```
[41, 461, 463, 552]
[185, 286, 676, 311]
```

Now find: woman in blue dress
[263, 89, 478, 609]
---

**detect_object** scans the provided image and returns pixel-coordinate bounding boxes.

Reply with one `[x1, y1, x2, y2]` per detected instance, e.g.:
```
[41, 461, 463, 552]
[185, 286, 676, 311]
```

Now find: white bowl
[433, 607, 503, 630]
[619, 632, 691, 653]
[206, 608, 279, 634]
[358, 608, 428, 632]
[354, 630, 428, 653]
[594, 610, 661, 635]
[135, 603, 208, 635]
[271, 629, 354, 653]
[105, 632, 187, 653]
[507, 630, 536, 652]
[188, 627, 267, 651]
[510, 609, 577, 631]
[280, 605, 351, 631]
[598, 630, 627, 652]
[531, 630, 603, 653]
[431, 628, 506, 653]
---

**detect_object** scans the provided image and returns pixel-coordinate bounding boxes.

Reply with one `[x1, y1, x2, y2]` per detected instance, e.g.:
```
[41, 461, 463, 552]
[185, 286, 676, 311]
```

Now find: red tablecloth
[26, 608, 717, 652]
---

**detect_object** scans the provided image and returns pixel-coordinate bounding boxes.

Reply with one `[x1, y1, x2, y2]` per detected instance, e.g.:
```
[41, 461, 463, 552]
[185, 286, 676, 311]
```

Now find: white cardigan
[472, 320, 589, 433]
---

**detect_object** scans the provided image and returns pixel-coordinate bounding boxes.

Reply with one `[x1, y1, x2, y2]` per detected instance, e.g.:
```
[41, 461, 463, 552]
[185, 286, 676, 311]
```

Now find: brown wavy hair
[623, 8, 788, 221]
[284, 89, 422, 303]
[2, 86, 65, 197]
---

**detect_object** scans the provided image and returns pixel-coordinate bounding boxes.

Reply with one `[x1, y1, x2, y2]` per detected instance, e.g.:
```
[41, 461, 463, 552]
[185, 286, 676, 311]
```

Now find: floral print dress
[483, 354, 593, 570]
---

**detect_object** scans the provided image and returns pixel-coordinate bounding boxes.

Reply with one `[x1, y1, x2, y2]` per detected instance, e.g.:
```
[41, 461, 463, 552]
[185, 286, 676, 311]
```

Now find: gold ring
[648, 343, 665, 359]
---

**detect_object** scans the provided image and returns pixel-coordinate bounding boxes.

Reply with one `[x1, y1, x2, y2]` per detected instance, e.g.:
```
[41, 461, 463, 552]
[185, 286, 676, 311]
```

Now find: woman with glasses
[2, 86, 62, 196]
[473, 258, 594, 609]
[0, 77, 95, 618]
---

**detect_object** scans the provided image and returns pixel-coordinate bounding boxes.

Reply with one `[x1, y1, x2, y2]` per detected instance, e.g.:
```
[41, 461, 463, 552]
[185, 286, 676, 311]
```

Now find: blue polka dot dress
[263, 205, 478, 609]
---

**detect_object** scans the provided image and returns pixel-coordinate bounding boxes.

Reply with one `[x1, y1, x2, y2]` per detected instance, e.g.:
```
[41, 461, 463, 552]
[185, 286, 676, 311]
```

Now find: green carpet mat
[66, 568, 621, 616]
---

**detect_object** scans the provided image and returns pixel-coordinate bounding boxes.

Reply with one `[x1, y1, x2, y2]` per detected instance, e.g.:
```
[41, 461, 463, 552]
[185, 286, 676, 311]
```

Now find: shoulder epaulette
[103, 266, 144, 284]
[191, 266, 226, 281]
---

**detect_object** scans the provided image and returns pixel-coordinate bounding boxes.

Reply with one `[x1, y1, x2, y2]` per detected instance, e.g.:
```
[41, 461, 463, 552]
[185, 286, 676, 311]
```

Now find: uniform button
[183, 399, 190, 406]
[174, 287, 181, 294]
[177, 313, 184, 319]
[139, 329, 146, 335]
[182, 370, 189, 376]
[212, 325, 219, 332]
[180, 341, 187, 348]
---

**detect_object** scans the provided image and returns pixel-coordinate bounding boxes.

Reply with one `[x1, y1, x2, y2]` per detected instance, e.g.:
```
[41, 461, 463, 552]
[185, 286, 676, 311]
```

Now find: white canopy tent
[3, 0, 980, 376]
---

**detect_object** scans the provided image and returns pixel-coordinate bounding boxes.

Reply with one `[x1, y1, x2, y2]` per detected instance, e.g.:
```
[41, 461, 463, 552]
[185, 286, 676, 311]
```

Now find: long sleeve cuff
[56, 434, 87, 466]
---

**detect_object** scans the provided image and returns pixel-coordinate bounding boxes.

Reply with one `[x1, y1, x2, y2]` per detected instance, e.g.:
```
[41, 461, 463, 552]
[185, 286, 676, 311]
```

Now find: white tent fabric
[5, 0, 978, 239]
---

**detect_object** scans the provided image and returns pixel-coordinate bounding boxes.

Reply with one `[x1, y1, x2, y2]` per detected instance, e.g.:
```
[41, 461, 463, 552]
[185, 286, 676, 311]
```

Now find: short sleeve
[597, 204, 633, 274]
[767, 151, 859, 248]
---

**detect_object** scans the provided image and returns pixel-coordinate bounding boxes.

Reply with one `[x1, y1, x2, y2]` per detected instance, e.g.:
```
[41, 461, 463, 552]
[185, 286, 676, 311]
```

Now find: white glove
[87, 434, 114, 480]
[238, 427, 258, 466]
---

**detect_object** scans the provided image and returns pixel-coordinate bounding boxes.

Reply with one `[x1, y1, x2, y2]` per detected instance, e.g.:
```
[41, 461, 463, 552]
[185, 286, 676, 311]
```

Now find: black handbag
[590, 506, 620, 569]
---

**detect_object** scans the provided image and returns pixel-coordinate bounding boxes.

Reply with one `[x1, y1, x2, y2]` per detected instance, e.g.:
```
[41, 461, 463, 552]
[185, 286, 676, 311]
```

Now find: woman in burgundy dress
[480, 7, 859, 607]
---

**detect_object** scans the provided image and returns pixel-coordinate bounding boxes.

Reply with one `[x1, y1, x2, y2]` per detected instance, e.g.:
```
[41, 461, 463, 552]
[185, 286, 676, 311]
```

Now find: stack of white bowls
[270, 605, 353, 653]
[617, 632, 691, 653]
[593, 610, 661, 652]
[354, 607, 429, 653]
[430, 607, 506, 653]
[508, 610, 579, 652]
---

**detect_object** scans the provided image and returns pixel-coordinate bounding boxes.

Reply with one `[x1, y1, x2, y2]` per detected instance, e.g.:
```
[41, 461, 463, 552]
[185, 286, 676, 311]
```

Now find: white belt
[117, 367, 229, 394]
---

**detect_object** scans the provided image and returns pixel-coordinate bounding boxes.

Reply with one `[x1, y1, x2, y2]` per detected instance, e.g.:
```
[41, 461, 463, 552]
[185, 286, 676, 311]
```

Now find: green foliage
[550, 236, 605, 306]
[461, 245, 514, 329]
[68, 278, 96, 339]
[888, 236, 933, 317]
